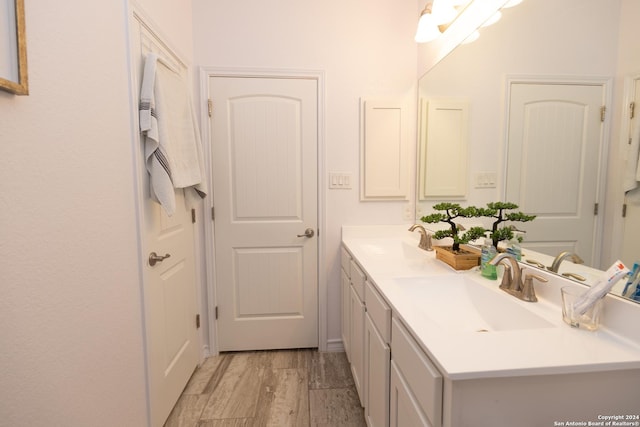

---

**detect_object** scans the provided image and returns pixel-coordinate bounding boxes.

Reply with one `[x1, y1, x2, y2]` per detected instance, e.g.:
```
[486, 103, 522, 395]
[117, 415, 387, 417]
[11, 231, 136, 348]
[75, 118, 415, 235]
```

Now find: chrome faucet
[490, 252, 523, 295]
[548, 251, 583, 273]
[490, 252, 548, 302]
[408, 224, 433, 251]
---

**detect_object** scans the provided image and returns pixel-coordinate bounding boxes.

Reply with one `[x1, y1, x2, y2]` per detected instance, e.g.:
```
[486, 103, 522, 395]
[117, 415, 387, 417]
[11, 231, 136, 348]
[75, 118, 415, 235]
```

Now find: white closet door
[210, 75, 318, 351]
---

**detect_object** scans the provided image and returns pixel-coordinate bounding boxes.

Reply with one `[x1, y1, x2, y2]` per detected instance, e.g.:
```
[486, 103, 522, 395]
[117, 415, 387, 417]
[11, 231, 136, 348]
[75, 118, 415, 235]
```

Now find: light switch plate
[474, 172, 497, 188]
[329, 172, 353, 189]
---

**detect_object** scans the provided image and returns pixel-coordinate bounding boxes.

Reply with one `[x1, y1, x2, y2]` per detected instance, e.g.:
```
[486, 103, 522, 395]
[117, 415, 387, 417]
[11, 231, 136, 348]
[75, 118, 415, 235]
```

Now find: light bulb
[415, 11, 441, 43]
[431, 0, 458, 25]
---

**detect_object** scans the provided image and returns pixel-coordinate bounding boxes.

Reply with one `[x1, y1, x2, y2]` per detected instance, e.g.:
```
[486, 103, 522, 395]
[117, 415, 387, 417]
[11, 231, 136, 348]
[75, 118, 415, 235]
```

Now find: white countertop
[342, 225, 640, 380]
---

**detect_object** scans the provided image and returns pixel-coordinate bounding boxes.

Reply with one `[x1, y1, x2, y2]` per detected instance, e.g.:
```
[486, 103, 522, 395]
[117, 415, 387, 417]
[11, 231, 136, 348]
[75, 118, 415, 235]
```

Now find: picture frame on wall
[0, 0, 28, 95]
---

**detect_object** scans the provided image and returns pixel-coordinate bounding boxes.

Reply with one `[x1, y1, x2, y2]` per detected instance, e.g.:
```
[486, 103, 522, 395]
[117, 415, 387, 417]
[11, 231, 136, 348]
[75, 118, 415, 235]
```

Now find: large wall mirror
[416, 0, 640, 303]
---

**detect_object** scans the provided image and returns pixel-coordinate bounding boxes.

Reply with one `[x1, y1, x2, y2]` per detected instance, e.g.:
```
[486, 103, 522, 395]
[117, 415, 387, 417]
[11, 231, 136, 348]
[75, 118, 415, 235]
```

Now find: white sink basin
[394, 275, 554, 332]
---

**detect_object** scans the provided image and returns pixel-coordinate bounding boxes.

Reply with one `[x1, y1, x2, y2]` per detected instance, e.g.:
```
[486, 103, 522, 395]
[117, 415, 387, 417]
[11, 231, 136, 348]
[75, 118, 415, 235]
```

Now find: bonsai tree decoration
[483, 202, 536, 248]
[421, 203, 487, 252]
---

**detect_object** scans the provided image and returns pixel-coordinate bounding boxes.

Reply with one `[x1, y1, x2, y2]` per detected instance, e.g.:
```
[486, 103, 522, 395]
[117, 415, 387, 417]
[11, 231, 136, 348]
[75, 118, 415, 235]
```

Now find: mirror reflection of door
[505, 81, 606, 266]
[621, 77, 640, 267]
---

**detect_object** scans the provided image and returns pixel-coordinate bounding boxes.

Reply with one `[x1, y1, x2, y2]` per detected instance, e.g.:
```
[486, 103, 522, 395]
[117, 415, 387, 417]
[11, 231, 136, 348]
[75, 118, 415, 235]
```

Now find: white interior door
[210, 75, 318, 352]
[506, 82, 605, 265]
[131, 14, 200, 427]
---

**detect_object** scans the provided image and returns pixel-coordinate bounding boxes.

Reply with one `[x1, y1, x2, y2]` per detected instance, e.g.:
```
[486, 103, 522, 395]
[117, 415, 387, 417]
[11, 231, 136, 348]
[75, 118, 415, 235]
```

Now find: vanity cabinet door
[350, 285, 365, 404]
[364, 313, 390, 427]
[391, 318, 442, 427]
[389, 361, 432, 427]
[341, 268, 351, 360]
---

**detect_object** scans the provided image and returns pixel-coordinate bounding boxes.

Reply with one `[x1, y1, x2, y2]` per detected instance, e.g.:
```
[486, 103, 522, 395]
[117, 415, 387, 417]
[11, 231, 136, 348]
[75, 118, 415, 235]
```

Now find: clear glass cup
[561, 285, 603, 331]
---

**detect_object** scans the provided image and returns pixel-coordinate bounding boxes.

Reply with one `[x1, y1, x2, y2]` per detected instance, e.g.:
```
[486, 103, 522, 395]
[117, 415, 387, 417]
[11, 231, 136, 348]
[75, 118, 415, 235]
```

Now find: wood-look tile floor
[164, 349, 366, 427]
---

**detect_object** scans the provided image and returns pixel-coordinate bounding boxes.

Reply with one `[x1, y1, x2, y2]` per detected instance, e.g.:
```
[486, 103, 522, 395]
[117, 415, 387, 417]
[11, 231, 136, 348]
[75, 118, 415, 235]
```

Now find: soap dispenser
[481, 238, 497, 280]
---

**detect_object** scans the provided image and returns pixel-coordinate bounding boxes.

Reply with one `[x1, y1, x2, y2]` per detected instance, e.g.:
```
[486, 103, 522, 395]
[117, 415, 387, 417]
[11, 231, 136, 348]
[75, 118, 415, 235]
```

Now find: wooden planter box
[434, 245, 481, 270]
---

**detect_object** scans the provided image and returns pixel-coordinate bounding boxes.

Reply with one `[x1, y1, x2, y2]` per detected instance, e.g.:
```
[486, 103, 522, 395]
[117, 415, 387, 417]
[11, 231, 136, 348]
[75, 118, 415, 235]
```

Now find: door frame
[502, 75, 612, 268]
[198, 67, 327, 355]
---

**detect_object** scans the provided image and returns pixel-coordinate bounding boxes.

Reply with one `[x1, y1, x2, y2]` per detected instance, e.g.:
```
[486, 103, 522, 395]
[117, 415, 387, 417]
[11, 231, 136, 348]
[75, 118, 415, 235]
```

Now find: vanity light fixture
[415, 0, 473, 44]
[502, 0, 524, 7]
[431, 0, 458, 25]
[415, 3, 441, 43]
[415, 0, 522, 44]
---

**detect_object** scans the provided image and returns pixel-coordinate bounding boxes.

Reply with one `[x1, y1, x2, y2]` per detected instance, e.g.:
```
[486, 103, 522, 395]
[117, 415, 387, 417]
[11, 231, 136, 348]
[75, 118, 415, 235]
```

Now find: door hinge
[600, 106, 606, 122]
[623, 203, 628, 218]
[630, 102, 635, 119]
[208, 99, 213, 117]
[211, 206, 215, 221]
[196, 314, 201, 329]
[594, 203, 599, 215]
[215, 306, 219, 320]
[191, 208, 196, 224]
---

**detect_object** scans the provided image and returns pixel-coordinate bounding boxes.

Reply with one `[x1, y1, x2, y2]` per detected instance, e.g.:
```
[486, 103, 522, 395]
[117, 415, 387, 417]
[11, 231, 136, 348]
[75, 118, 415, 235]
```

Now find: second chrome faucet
[408, 224, 433, 251]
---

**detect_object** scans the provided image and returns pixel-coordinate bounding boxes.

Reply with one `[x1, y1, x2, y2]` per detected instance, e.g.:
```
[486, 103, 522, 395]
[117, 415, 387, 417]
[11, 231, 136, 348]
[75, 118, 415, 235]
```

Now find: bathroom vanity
[341, 225, 640, 427]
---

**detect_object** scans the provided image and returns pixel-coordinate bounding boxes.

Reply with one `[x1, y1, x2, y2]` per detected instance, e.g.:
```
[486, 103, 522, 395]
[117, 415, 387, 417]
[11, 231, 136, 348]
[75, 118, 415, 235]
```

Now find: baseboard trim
[325, 338, 345, 352]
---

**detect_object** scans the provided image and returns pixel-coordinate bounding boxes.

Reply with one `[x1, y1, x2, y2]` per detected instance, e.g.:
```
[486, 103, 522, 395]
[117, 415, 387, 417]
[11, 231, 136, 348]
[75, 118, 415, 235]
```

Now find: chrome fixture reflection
[548, 251, 584, 273]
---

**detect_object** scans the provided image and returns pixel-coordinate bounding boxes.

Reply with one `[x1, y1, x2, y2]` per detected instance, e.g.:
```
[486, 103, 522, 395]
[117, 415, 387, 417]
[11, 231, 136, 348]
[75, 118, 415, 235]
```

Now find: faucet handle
[521, 272, 549, 302]
[499, 264, 512, 291]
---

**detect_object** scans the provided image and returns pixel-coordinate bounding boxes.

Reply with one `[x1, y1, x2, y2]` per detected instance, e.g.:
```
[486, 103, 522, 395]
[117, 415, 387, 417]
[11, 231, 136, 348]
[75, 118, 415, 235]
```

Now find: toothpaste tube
[573, 260, 630, 315]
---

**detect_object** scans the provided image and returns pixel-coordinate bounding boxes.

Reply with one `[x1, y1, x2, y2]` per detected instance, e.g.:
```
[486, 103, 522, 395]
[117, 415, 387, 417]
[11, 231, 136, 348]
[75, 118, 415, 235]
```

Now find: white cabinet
[390, 317, 442, 427]
[349, 259, 366, 403]
[364, 281, 391, 427]
[390, 361, 432, 427]
[364, 314, 390, 427]
[341, 248, 351, 360]
[341, 268, 351, 359]
[341, 248, 365, 403]
[350, 285, 365, 403]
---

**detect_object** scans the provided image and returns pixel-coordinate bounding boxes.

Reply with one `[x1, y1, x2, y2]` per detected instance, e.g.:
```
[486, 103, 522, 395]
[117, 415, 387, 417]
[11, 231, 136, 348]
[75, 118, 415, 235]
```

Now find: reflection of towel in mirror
[139, 53, 207, 216]
[623, 119, 640, 193]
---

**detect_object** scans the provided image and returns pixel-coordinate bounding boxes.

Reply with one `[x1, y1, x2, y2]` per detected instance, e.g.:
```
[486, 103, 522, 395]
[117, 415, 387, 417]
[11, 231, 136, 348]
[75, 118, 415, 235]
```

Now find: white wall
[192, 0, 418, 348]
[0, 0, 193, 425]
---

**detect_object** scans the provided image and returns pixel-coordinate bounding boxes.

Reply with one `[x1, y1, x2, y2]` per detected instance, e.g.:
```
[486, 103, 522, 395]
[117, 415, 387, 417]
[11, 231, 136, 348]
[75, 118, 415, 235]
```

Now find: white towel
[139, 53, 207, 216]
[623, 119, 640, 193]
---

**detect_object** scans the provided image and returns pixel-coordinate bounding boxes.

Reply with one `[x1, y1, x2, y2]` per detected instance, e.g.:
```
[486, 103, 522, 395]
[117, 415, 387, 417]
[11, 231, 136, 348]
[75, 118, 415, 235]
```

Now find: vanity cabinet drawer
[391, 317, 442, 427]
[350, 260, 366, 301]
[341, 247, 351, 277]
[365, 280, 391, 343]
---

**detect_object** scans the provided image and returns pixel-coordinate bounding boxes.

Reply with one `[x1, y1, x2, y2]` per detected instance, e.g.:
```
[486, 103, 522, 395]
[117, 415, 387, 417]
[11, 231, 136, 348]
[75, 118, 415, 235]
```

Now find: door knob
[149, 252, 171, 266]
[297, 228, 315, 238]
